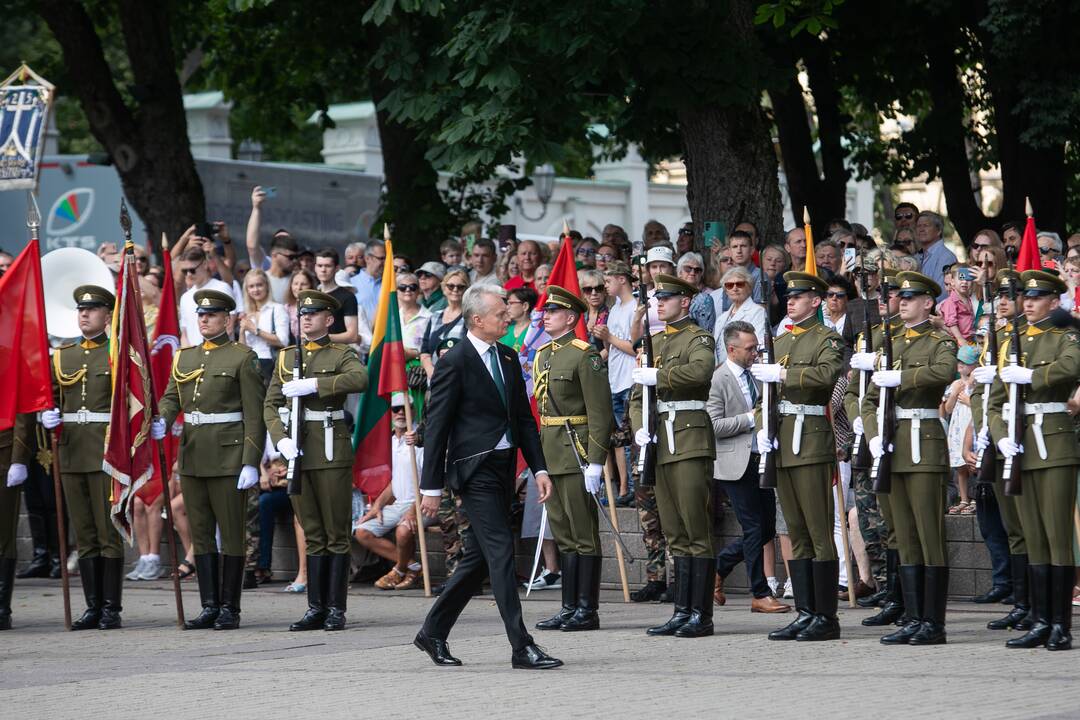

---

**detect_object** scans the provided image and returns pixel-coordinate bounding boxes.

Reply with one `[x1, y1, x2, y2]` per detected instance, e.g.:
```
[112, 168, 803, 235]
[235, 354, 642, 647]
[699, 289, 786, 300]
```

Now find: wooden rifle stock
[852, 252, 873, 469]
[1002, 266, 1023, 496]
[636, 255, 657, 487]
[974, 265, 999, 484]
[757, 272, 778, 489]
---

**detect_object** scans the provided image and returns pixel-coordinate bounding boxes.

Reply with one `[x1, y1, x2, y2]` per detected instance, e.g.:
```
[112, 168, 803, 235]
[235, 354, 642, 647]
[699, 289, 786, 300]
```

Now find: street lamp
[515, 163, 556, 221]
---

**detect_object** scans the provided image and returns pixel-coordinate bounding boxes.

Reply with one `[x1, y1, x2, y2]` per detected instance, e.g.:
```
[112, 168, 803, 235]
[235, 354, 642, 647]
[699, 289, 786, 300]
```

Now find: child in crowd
[940, 264, 976, 346]
[943, 345, 979, 514]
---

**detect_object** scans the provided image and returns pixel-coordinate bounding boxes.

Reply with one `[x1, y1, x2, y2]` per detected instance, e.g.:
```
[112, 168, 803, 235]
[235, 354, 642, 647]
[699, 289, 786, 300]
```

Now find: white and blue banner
[0, 64, 54, 192]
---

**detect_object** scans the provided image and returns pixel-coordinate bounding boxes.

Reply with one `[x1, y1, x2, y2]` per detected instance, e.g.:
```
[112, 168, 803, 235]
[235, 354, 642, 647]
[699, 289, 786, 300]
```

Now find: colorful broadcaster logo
[46, 188, 95, 236]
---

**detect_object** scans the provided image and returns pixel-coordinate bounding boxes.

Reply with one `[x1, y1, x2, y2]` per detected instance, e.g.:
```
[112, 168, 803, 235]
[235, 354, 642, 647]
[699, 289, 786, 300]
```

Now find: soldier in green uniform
[753, 272, 844, 642]
[532, 285, 614, 632]
[42, 285, 126, 630]
[1, 414, 33, 630]
[987, 270, 1079, 651]
[630, 273, 717, 638]
[970, 270, 1032, 633]
[264, 290, 368, 632]
[847, 269, 905, 627]
[155, 289, 266, 630]
[861, 271, 957, 646]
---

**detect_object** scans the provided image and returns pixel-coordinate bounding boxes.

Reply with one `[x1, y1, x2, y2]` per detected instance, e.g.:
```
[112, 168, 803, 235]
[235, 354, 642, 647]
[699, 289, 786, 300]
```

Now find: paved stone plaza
[1, 578, 1077, 720]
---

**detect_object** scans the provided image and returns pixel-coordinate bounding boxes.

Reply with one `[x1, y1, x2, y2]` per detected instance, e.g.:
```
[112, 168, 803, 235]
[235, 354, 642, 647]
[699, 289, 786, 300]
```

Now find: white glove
[277, 437, 299, 461]
[283, 377, 319, 398]
[756, 428, 777, 453]
[971, 365, 997, 385]
[852, 416, 864, 437]
[997, 437, 1022, 458]
[750, 363, 783, 383]
[634, 428, 654, 448]
[850, 352, 877, 372]
[584, 463, 604, 494]
[6, 463, 27, 488]
[974, 428, 990, 453]
[41, 407, 61, 430]
[871, 370, 901, 388]
[869, 435, 884, 459]
[236, 464, 259, 490]
[1000, 365, 1033, 385]
[632, 367, 658, 386]
[150, 417, 166, 440]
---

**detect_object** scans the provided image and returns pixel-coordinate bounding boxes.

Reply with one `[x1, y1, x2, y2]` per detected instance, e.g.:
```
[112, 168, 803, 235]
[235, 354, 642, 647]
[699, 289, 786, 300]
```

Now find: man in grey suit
[707, 321, 791, 613]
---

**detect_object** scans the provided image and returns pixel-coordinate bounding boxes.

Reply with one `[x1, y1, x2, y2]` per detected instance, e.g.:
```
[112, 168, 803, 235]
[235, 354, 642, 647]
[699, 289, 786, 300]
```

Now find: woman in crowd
[420, 268, 469, 377]
[712, 266, 766, 363]
[575, 237, 599, 269]
[398, 271, 432, 414]
[676, 251, 716, 335]
[284, 269, 317, 345]
[500, 286, 538, 352]
[534, 263, 552, 296]
[579, 269, 610, 353]
[239, 268, 289, 382]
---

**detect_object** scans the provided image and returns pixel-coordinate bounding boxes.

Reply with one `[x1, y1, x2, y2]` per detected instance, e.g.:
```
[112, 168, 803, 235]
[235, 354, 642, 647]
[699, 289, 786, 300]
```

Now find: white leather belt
[278, 408, 346, 461]
[895, 407, 939, 464]
[655, 400, 706, 454]
[778, 401, 826, 456]
[1018, 402, 1068, 460]
[62, 410, 110, 424]
[185, 411, 243, 426]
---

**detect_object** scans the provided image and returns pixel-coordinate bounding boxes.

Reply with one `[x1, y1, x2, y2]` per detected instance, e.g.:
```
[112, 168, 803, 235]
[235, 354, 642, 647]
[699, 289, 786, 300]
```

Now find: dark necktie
[744, 368, 759, 407]
[488, 346, 507, 407]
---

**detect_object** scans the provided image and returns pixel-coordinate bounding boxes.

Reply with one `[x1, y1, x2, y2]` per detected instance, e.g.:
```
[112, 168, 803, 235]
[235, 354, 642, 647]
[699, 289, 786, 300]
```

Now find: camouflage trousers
[635, 484, 668, 582]
[245, 487, 260, 571]
[852, 468, 887, 583]
[438, 491, 470, 576]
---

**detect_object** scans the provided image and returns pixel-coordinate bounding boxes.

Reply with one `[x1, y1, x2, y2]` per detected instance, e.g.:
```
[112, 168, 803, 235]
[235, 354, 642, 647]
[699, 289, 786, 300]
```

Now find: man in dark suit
[414, 284, 563, 670]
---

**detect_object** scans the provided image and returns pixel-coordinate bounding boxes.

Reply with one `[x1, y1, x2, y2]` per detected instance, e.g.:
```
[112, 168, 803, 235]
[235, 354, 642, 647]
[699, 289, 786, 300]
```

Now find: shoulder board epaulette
[538, 340, 554, 353]
[282, 344, 297, 352]
[570, 338, 591, 351]
[58, 342, 76, 350]
[650, 329, 665, 339]
[178, 344, 200, 352]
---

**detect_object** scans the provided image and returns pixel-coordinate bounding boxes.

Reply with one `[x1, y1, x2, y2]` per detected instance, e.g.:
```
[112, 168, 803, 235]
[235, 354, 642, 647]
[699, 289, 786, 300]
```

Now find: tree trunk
[679, 101, 784, 248]
[38, 0, 205, 259]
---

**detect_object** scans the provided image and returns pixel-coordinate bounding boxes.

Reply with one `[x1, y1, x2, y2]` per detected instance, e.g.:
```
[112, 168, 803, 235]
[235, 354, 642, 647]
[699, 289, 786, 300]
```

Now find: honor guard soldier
[154, 289, 266, 630]
[41, 285, 126, 630]
[847, 269, 906, 627]
[533, 285, 614, 632]
[1, 415, 33, 629]
[630, 273, 717, 638]
[753, 272, 844, 642]
[987, 270, 1079, 651]
[264, 290, 368, 632]
[861, 271, 957, 646]
[970, 270, 1032, 634]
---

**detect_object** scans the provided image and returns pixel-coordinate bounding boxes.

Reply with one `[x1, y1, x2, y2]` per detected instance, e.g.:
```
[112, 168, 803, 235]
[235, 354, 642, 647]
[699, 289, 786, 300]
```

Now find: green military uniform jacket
[159, 333, 266, 477]
[860, 319, 957, 473]
[264, 337, 368, 470]
[534, 332, 614, 475]
[988, 316, 1080, 470]
[761, 315, 843, 468]
[52, 334, 111, 473]
[630, 316, 716, 465]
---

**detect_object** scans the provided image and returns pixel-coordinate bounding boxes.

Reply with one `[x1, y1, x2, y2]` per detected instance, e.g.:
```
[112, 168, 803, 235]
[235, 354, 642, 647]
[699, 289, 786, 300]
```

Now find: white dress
[944, 384, 973, 468]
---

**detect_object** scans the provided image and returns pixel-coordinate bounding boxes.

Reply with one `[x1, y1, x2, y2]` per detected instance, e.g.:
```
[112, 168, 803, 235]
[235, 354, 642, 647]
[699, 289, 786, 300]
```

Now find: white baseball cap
[645, 245, 675, 266]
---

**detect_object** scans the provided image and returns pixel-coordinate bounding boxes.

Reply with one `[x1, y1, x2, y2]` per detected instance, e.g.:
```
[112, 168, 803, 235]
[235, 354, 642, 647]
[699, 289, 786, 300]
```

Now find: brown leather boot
[713, 573, 726, 606]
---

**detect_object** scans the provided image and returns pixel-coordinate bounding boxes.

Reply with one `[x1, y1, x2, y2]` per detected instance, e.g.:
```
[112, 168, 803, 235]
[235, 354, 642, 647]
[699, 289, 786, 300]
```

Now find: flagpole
[152, 230, 185, 628]
[601, 462, 631, 602]
[26, 192, 72, 629]
[402, 399, 431, 597]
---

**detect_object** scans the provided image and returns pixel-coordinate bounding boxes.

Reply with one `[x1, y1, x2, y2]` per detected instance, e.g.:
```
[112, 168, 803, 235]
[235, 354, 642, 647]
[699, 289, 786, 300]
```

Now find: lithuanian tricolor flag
[352, 234, 408, 496]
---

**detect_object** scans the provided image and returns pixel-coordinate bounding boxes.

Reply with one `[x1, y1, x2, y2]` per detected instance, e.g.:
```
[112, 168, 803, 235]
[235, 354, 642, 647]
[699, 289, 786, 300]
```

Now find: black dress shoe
[972, 585, 1011, 604]
[414, 631, 462, 666]
[511, 644, 563, 670]
[71, 609, 102, 631]
[857, 586, 888, 608]
[629, 580, 667, 603]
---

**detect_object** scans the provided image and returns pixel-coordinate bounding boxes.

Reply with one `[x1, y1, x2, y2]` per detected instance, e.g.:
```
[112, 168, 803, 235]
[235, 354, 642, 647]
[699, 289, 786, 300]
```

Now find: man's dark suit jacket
[420, 336, 547, 493]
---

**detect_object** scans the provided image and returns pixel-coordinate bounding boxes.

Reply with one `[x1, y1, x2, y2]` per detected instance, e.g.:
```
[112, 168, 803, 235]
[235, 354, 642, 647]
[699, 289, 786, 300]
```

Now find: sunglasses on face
[895, 212, 915, 220]
[1038, 246, 1056, 255]
[972, 241, 992, 249]
[724, 281, 747, 289]
[596, 252, 615, 261]
[181, 264, 204, 275]
[827, 291, 847, 299]
[397, 284, 419, 292]
[391, 407, 405, 414]
[678, 228, 693, 236]
[582, 285, 604, 293]
[720, 257, 733, 264]
[395, 264, 411, 272]
[445, 283, 467, 292]
[682, 266, 703, 274]
[275, 252, 298, 261]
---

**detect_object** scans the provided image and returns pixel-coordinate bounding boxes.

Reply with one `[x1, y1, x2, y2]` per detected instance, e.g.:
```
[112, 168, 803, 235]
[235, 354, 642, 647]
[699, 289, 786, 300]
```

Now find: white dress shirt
[725, 358, 758, 452]
[467, 331, 513, 450]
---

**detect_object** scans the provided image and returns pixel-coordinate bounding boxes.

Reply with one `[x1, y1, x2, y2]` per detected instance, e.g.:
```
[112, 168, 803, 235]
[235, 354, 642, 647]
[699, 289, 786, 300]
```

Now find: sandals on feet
[173, 560, 196, 580]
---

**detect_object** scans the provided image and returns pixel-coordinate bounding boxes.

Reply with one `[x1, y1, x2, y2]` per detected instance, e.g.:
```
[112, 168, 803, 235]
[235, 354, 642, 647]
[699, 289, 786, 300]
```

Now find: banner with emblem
[103, 236, 156, 542]
[0, 64, 54, 192]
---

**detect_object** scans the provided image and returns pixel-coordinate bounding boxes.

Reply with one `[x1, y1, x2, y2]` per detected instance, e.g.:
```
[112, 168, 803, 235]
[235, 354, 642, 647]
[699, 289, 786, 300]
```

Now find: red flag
[537, 235, 587, 341]
[103, 242, 156, 541]
[137, 241, 180, 504]
[0, 240, 52, 430]
[1015, 215, 1041, 273]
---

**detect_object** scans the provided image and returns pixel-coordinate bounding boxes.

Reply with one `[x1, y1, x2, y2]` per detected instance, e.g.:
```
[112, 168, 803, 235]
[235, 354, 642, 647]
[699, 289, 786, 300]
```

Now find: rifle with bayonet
[635, 249, 657, 487]
[757, 270, 778, 489]
[974, 259, 999, 484]
[871, 255, 895, 494]
[1002, 249, 1024, 496]
[852, 249, 873, 469]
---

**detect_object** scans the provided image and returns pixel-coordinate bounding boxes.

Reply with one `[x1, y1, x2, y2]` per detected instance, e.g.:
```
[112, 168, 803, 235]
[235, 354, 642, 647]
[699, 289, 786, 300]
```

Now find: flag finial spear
[1024, 196, 1033, 217]
[26, 192, 41, 241]
[119, 199, 132, 244]
[802, 206, 810, 225]
[383, 223, 391, 243]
